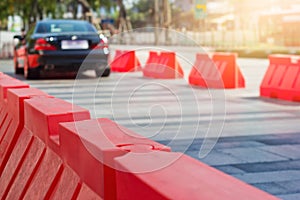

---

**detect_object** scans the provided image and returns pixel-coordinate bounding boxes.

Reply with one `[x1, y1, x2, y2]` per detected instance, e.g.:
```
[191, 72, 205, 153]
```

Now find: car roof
[37, 19, 90, 24]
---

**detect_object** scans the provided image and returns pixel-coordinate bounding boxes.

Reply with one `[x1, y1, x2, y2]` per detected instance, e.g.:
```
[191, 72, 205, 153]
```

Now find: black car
[14, 19, 110, 79]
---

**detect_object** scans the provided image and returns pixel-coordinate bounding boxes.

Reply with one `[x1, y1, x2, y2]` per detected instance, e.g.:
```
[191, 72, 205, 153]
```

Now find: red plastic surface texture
[0, 89, 98, 199]
[111, 50, 142, 72]
[24, 96, 90, 154]
[189, 52, 245, 88]
[115, 151, 278, 200]
[0, 87, 45, 175]
[59, 118, 170, 200]
[143, 51, 184, 79]
[260, 54, 300, 102]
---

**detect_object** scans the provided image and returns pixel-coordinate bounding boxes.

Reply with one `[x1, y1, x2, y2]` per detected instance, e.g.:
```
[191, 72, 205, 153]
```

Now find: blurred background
[1, 0, 300, 52]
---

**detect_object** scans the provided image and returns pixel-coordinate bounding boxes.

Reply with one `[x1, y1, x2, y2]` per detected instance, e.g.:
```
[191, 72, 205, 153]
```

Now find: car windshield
[35, 21, 97, 34]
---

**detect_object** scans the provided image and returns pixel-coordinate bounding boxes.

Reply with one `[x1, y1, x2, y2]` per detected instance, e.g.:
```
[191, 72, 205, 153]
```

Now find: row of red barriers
[110, 50, 184, 79]
[111, 50, 300, 102]
[0, 73, 278, 199]
[111, 50, 245, 89]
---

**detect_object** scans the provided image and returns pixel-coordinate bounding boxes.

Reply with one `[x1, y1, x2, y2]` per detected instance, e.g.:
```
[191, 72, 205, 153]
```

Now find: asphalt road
[1, 46, 300, 199]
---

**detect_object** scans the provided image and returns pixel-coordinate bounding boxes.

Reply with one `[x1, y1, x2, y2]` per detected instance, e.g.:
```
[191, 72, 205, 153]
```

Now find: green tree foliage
[0, 0, 114, 29]
[127, 0, 180, 29]
[126, 0, 154, 28]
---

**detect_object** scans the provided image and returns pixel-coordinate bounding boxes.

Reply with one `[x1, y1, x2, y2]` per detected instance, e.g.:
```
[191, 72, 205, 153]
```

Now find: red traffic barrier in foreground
[260, 54, 300, 102]
[189, 52, 245, 89]
[0, 88, 48, 176]
[24, 96, 91, 153]
[59, 118, 170, 200]
[0, 74, 29, 106]
[111, 50, 142, 72]
[143, 51, 184, 79]
[115, 151, 277, 200]
[0, 75, 31, 174]
[0, 95, 95, 200]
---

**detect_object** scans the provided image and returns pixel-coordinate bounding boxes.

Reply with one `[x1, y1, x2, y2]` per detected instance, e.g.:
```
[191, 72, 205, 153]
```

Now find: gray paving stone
[216, 134, 278, 143]
[233, 160, 300, 173]
[162, 138, 266, 152]
[233, 170, 300, 184]
[257, 136, 300, 146]
[221, 147, 289, 163]
[259, 145, 300, 160]
[277, 179, 300, 195]
[201, 140, 266, 150]
[279, 193, 300, 200]
[160, 131, 300, 149]
[194, 150, 244, 166]
[252, 182, 288, 196]
[214, 165, 245, 175]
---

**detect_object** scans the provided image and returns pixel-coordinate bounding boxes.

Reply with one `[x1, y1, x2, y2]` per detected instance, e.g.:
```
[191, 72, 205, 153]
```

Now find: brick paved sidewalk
[160, 132, 300, 200]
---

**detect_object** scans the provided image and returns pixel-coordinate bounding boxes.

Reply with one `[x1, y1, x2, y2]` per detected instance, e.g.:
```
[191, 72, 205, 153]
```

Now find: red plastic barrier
[0, 127, 31, 198]
[0, 95, 98, 199]
[0, 88, 47, 176]
[22, 148, 75, 199]
[111, 50, 142, 72]
[77, 183, 103, 200]
[59, 118, 170, 200]
[0, 128, 101, 200]
[189, 53, 245, 89]
[23, 96, 91, 154]
[260, 55, 300, 102]
[143, 51, 184, 79]
[0, 75, 29, 136]
[115, 151, 278, 200]
[0, 74, 29, 107]
[0, 76, 31, 173]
